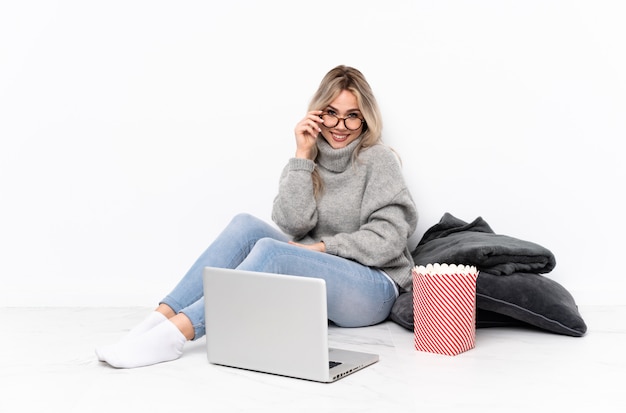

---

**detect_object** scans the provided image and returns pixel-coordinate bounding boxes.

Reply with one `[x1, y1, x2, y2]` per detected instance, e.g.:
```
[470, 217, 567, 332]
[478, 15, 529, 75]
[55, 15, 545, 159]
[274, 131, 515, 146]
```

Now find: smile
[331, 133, 350, 142]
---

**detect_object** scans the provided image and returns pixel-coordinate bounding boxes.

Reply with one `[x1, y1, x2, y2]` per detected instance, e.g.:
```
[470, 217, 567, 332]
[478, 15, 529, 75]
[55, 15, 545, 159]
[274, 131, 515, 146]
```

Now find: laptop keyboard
[329, 361, 342, 369]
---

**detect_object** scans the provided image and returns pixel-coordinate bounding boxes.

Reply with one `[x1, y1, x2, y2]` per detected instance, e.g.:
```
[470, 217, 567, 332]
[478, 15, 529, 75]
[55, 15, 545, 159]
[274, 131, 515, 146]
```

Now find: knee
[250, 237, 284, 255]
[239, 238, 290, 273]
[230, 213, 258, 227]
[228, 213, 267, 233]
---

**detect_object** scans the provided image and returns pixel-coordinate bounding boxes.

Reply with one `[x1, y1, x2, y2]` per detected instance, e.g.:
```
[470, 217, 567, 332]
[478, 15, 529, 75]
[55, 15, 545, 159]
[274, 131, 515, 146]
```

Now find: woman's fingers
[296, 111, 323, 137]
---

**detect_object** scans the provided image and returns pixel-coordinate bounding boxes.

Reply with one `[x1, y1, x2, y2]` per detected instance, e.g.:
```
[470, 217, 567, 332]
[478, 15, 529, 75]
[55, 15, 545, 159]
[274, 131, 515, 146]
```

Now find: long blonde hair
[308, 65, 383, 197]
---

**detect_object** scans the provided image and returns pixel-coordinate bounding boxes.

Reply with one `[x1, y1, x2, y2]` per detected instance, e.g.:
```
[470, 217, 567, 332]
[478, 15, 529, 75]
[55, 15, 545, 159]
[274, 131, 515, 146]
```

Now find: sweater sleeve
[321, 148, 418, 268]
[271, 158, 319, 238]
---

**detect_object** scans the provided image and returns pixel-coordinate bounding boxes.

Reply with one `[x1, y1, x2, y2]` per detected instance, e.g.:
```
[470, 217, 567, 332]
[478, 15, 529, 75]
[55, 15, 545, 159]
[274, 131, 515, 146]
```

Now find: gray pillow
[475, 271, 587, 336]
[390, 212, 587, 337]
[389, 271, 587, 337]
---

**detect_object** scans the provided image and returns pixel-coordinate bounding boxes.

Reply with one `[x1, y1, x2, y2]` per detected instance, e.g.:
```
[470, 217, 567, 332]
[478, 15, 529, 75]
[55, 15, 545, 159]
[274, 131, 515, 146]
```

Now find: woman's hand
[289, 241, 326, 253]
[294, 110, 323, 159]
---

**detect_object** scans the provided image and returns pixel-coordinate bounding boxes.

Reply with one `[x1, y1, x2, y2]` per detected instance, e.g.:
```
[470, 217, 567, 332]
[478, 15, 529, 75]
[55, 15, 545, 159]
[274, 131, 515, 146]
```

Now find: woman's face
[319, 90, 364, 149]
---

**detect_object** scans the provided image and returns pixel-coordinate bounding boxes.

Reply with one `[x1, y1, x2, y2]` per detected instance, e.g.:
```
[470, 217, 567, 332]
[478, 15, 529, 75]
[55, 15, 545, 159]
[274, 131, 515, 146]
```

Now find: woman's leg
[236, 238, 398, 327]
[175, 236, 398, 346]
[96, 214, 289, 367]
[97, 215, 397, 368]
[173, 236, 398, 342]
[160, 213, 289, 320]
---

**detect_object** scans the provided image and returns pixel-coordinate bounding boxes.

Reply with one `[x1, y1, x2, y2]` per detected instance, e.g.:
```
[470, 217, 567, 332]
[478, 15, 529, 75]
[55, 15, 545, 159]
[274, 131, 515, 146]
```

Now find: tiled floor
[1, 306, 623, 412]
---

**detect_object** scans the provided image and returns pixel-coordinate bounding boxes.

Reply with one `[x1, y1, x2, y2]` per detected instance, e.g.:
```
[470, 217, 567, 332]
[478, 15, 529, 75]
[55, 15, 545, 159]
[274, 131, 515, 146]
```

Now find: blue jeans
[161, 213, 398, 339]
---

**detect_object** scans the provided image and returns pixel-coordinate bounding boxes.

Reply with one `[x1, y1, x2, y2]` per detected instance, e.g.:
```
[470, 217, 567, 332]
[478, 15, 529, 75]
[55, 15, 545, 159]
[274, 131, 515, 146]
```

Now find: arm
[271, 158, 319, 238]
[271, 111, 325, 238]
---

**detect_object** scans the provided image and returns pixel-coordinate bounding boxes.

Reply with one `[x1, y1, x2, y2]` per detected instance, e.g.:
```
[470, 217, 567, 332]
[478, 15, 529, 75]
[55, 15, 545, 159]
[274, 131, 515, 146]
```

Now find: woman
[96, 65, 418, 368]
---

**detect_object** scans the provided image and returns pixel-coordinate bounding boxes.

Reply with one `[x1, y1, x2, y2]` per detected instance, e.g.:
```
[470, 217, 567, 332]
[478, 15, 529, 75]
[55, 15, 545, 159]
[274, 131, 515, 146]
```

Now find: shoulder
[357, 144, 416, 210]
[358, 144, 402, 171]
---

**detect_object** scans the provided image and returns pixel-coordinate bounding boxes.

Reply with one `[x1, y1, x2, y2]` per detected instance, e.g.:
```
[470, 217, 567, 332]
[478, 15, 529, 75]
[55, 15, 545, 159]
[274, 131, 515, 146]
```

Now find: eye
[325, 109, 338, 116]
[347, 113, 360, 118]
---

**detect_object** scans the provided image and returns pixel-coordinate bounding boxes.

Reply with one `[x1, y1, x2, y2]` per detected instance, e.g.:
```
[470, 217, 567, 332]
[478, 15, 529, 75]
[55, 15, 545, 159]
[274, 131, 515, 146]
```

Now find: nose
[335, 117, 349, 130]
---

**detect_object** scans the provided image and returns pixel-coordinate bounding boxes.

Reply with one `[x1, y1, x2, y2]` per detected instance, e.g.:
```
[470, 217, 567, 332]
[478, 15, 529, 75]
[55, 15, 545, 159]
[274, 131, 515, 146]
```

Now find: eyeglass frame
[318, 111, 366, 131]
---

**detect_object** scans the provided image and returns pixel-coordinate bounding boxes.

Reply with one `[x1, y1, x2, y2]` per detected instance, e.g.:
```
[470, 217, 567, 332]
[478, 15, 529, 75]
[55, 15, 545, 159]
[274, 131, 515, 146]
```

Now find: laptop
[203, 267, 379, 383]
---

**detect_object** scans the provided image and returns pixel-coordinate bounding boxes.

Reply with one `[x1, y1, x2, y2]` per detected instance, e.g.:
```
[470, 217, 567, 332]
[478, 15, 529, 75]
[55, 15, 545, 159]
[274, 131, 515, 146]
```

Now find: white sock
[126, 311, 168, 338]
[95, 311, 167, 361]
[100, 320, 186, 369]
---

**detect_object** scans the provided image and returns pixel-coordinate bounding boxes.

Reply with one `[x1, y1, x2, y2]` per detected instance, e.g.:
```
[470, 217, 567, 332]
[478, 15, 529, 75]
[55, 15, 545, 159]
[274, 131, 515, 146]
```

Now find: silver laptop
[203, 267, 379, 383]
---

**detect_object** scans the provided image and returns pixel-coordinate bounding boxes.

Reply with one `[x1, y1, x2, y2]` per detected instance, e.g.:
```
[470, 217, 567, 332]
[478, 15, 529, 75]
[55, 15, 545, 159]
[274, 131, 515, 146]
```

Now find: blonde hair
[308, 65, 383, 197]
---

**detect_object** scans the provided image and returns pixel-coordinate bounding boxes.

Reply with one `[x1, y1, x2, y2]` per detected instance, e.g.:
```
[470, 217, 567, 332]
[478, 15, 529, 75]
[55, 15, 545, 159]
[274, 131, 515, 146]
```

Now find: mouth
[330, 132, 350, 143]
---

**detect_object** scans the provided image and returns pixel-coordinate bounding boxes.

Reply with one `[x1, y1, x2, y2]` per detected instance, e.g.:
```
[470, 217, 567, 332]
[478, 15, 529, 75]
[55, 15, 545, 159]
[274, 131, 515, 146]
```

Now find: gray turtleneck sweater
[272, 137, 418, 292]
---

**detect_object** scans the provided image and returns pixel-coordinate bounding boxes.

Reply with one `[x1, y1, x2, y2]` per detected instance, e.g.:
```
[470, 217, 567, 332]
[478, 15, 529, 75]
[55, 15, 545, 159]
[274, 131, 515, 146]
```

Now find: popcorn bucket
[413, 264, 479, 356]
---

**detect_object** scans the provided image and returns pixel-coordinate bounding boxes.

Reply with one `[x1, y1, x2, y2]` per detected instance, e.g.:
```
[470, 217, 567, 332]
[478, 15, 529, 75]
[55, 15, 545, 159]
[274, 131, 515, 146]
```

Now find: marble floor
[1, 305, 624, 412]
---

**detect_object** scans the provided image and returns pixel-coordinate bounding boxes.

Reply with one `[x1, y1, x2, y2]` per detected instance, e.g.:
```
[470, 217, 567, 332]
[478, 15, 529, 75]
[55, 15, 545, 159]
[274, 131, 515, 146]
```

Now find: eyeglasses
[319, 111, 365, 131]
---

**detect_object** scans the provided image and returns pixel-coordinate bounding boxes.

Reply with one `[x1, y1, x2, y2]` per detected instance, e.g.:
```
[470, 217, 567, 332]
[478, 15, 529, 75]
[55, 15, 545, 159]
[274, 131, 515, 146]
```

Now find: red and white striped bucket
[413, 264, 479, 356]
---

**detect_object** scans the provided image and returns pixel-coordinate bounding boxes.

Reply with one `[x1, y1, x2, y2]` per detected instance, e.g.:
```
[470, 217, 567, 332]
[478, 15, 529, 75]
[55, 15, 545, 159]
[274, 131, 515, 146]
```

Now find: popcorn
[413, 264, 479, 356]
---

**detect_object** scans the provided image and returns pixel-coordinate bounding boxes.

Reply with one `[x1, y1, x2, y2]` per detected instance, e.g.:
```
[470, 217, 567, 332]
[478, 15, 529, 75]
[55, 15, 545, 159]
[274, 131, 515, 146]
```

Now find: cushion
[412, 213, 557, 276]
[475, 308, 527, 328]
[389, 291, 528, 330]
[391, 294, 526, 330]
[476, 271, 587, 336]
[390, 212, 587, 337]
[389, 291, 413, 330]
[390, 271, 587, 337]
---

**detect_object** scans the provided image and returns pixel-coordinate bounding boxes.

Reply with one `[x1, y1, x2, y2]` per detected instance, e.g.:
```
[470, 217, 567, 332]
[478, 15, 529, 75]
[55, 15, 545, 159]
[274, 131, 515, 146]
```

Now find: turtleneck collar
[315, 137, 362, 173]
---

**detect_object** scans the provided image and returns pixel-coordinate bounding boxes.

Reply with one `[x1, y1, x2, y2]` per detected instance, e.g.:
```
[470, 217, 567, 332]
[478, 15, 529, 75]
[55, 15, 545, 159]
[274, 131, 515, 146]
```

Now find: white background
[1, 0, 624, 307]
